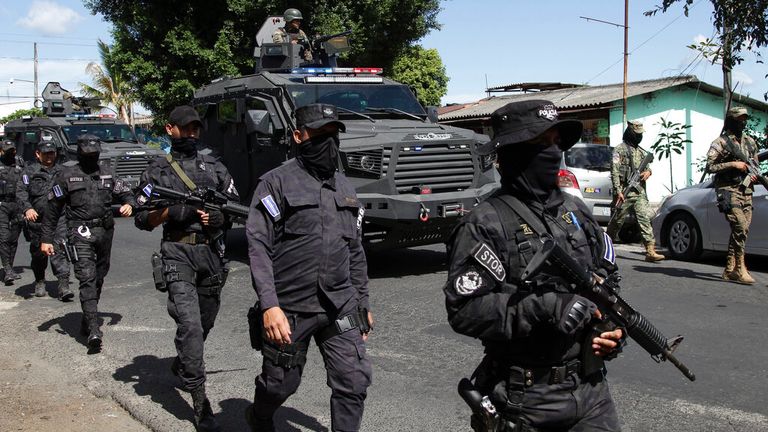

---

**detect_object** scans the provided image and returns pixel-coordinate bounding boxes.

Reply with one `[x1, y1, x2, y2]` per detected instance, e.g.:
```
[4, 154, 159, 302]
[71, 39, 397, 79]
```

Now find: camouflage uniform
[706, 109, 758, 284]
[272, 28, 313, 61]
[607, 142, 654, 241]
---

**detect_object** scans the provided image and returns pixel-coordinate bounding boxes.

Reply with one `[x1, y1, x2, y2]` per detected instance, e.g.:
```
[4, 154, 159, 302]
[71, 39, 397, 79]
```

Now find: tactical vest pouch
[247, 302, 264, 351]
[715, 189, 732, 213]
[151, 251, 167, 292]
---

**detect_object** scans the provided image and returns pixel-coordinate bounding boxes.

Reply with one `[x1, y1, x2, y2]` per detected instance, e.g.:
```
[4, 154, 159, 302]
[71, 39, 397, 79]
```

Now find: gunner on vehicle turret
[272, 8, 313, 61]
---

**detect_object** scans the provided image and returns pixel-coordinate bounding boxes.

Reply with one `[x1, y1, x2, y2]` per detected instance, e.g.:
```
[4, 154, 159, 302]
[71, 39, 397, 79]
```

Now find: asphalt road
[1, 218, 767, 432]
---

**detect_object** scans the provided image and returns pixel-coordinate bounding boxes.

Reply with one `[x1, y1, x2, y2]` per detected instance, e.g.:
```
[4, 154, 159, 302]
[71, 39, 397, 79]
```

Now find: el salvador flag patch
[52, 184, 63, 198]
[261, 194, 280, 219]
[22, 174, 29, 185]
[602, 231, 615, 264]
[142, 183, 154, 197]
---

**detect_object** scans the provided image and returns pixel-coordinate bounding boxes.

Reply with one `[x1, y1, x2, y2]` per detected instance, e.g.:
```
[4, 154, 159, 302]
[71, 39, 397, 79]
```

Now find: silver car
[652, 150, 768, 260]
[561, 143, 614, 223]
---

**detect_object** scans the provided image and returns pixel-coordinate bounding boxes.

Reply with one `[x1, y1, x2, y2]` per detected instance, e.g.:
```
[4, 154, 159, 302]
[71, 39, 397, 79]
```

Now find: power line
[0, 39, 96, 47]
[0, 32, 101, 42]
[0, 56, 97, 61]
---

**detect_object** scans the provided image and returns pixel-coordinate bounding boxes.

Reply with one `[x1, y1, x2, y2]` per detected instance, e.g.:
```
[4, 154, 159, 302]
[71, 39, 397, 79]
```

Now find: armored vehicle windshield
[286, 83, 426, 116]
[61, 123, 138, 143]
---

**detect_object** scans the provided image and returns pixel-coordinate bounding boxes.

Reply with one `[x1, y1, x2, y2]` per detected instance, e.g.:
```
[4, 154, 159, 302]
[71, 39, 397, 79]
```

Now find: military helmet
[284, 8, 303, 23]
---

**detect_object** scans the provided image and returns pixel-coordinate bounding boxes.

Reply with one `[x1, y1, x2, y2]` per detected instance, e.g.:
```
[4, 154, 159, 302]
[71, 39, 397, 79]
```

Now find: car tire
[665, 213, 702, 261]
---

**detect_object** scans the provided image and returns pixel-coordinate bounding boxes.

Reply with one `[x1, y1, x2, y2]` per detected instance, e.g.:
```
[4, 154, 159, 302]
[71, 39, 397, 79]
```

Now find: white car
[652, 154, 768, 260]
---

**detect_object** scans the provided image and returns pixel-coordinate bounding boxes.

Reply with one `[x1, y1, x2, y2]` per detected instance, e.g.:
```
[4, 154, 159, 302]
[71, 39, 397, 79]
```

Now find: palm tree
[79, 39, 134, 124]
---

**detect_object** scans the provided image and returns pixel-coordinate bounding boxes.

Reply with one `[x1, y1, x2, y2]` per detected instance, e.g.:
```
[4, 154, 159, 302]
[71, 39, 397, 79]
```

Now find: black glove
[556, 294, 597, 335]
[206, 209, 225, 228]
[167, 204, 197, 223]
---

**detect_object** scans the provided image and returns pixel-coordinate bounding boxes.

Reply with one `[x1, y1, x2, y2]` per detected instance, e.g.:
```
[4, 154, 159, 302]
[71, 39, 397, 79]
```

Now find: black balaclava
[623, 127, 643, 147]
[724, 116, 747, 138]
[170, 136, 198, 157]
[498, 143, 563, 205]
[78, 151, 100, 173]
[1, 149, 15, 166]
[297, 133, 340, 180]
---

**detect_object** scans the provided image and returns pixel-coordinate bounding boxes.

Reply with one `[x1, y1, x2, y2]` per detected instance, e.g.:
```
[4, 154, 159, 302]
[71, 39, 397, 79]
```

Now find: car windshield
[286, 84, 426, 116]
[565, 145, 612, 171]
[62, 124, 137, 144]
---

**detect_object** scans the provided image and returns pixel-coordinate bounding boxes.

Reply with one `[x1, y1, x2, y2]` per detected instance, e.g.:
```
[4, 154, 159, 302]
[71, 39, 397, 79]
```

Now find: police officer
[17, 140, 73, 299]
[706, 106, 759, 284]
[0, 139, 24, 285]
[606, 120, 665, 262]
[272, 8, 313, 61]
[445, 100, 624, 431]
[40, 135, 134, 351]
[134, 105, 238, 432]
[245, 104, 372, 432]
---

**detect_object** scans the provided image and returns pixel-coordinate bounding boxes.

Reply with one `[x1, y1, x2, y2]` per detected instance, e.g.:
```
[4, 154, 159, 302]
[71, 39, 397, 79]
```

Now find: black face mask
[623, 128, 643, 146]
[297, 133, 339, 180]
[1, 151, 15, 165]
[725, 117, 747, 137]
[499, 144, 563, 203]
[171, 137, 199, 155]
[78, 152, 100, 172]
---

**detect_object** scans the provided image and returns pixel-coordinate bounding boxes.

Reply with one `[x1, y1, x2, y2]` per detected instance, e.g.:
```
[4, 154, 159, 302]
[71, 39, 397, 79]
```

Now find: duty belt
[163, 231, 210, 245]
[505, 359, 582, 387]
[68, 217, 109, 228]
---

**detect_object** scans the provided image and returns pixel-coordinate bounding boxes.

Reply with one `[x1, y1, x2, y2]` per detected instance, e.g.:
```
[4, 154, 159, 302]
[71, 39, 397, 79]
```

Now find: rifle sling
[165, 154, 198, 192]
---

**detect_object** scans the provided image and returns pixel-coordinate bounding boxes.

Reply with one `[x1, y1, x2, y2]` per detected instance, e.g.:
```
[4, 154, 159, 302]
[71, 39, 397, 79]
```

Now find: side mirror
[426, 106, 439, 123]
[245, 110, 272, 135]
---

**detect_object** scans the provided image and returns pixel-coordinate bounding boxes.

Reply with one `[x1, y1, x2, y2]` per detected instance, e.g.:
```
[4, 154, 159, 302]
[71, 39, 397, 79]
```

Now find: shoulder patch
[52, 184, 64, 198]
[69, 177, 83, 182]
[454, 270, 485, 296]
[472, 243, 506, 282]
[356, 207, 365, 230]
[260, 194, 281, 219]
[22, 174, 29, 185]
[602, 231, 616, 264]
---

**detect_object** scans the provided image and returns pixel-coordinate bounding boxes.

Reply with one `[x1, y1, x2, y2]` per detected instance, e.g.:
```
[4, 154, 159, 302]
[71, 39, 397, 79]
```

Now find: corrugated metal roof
[439, 75, 768, 121]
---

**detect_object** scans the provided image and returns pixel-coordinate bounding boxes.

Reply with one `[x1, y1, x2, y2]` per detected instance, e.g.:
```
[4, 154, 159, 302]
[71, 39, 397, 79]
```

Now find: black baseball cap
[168, 105, 203, 127]
[77, 134, 102, 154]
[295, 104, 346, 132]
[37, 140, 57, 153]
[1, 139, 15, 151]
[477, 100, 583, 155]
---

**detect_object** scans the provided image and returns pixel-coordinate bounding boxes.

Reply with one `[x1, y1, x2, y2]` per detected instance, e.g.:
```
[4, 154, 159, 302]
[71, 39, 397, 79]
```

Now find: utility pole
[580, 0, 630, 127]
[721, 9, 733, 115]
[33, 42, 39, 108]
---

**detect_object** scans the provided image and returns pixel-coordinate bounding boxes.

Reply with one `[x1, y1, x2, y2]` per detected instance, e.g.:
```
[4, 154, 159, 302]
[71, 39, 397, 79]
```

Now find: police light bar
[67, 113, 115, 120]
[305, 76, 383, 84]
[291, 67, 384, 75]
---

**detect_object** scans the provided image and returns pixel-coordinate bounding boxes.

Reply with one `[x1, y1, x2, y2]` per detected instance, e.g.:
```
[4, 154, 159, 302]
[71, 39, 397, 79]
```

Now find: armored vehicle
[192, 20, 498, 250]
[3, 82, 164, 189]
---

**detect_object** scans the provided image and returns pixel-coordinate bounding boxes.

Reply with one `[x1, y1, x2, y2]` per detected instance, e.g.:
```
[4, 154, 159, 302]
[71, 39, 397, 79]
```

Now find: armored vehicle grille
[384, 142, 474, 194]
[112, 157, 150, 179]
[345, 150, 383, 177]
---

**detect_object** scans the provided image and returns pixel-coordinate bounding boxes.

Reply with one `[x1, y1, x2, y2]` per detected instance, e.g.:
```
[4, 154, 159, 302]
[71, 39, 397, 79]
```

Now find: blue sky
[0, 0, 765, 113]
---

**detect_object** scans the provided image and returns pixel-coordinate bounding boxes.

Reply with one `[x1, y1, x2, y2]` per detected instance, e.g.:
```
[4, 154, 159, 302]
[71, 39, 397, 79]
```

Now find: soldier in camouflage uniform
[706, 106, 759, 285]
[272, 8, 313, 61]
[606, 120, 665, 262]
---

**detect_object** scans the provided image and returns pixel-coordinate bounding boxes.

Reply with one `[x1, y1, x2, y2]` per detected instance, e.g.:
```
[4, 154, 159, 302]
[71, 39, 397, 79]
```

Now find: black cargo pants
[481, 361, 620, 432]
[161, 240, 223, 392]
[0, 201, 22, 271]
[69, 224, 114, 316]
[28, 216, 70, 281]
[252, 299, 373, 432]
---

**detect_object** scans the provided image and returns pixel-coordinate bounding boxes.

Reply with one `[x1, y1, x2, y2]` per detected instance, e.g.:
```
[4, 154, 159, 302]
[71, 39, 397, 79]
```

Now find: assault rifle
[608, 150, 654, 227]
[527, 235, 696, 381]
[724, 137, 768, 190]
[522, 235, 696, 381]
[138, 184, 249, 220]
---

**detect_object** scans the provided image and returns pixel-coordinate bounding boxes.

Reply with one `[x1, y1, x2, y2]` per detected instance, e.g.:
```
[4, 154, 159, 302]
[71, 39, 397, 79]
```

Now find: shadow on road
[366, 246, 446, 279]
[219, 398, 328, 431]
[37, 311, 122, 349]
[631, 264, 723, 282]
[113, 355, 194, 423]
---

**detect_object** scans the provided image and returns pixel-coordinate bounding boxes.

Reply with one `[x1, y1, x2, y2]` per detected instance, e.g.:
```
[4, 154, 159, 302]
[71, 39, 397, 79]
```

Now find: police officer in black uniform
[445, 100, 625, 431]
[17, 140, 73, 299]
[40, 135, 134, 351]
[0, 139, 24, 285]
[245, 104, 372, 432]
[134, 105, 238, 432]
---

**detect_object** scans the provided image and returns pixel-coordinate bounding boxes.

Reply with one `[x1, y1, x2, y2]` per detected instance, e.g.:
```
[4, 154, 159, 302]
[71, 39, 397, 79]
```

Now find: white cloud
[17, 1, 83, 35]
[693, 34, 710, 44]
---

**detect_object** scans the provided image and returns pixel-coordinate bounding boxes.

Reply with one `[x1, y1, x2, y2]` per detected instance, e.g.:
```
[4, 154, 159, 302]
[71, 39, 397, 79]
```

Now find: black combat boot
[191, 385, 220, 432]
[244, 403, 275, 432]
[84, 312, 102, 350]
[57, 276, 74, 302]
[3, 266, 15, 285]
[34, 280, 46, 297]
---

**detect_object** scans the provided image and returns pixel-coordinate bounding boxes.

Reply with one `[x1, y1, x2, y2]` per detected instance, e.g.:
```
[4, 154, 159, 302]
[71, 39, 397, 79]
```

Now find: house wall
[609, 87, 767, 203]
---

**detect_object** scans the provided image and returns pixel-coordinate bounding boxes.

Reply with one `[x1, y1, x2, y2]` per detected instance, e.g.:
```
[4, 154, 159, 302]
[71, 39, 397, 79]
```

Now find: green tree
[650, 117, 692, 191]
[391, 45, 448, 107]
[0, 108, 44, 124]
[83, 0, 443, 118]
[645, 1, 768, 101]
[79, 39, 136, 124]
